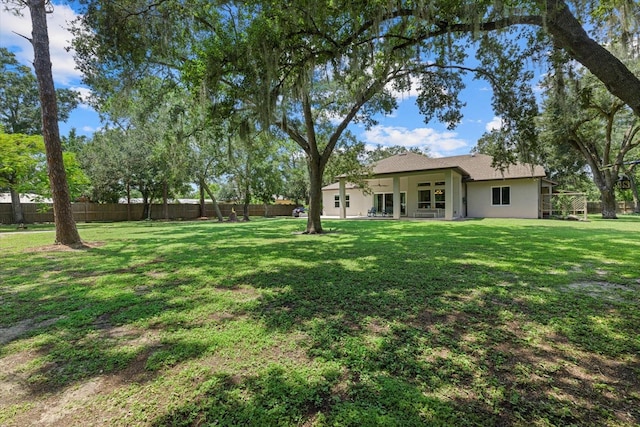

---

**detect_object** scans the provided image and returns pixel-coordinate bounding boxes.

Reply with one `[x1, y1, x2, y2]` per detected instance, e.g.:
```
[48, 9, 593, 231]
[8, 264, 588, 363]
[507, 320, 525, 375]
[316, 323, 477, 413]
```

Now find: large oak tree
[73, 0, 640, 229]
[539, 50, 640, 219]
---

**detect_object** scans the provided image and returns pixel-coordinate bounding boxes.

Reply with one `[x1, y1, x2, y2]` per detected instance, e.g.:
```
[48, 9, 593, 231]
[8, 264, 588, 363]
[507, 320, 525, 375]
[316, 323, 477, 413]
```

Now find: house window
[417, 182, 431, 187]
[434, 189, 445, 209]
[334, 194, 350, 208]
[418, 190, 431, 208]
[492, 186, 511, 205]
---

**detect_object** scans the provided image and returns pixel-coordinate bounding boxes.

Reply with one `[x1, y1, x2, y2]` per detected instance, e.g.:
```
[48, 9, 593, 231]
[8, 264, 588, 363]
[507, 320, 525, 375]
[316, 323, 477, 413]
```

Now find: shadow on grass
[151, 367, 487, 427]
[229, 262, 638, 425]
[145, 219, 639, 425]
[1, 218, 638, 425]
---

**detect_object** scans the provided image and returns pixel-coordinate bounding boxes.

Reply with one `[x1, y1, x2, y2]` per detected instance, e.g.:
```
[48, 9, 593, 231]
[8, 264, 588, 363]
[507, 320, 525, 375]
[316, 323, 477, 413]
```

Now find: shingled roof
[372, 152, 546, 181]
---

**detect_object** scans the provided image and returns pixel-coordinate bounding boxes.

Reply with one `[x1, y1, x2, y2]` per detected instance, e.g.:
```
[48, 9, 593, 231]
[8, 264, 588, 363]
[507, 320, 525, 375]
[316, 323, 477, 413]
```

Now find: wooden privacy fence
[541, 196, 636, 218]
[587, 201, 636, 214]
[0, 202, 299, 224]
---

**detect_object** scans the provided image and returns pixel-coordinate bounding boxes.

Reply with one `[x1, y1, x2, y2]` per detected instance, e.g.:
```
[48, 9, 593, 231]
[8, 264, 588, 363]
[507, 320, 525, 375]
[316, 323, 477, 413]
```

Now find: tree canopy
[538, 46, 640, 218]
[0, 128, 88, 223]
[69, 0, 640, 228]
[0, 47, 80, 135]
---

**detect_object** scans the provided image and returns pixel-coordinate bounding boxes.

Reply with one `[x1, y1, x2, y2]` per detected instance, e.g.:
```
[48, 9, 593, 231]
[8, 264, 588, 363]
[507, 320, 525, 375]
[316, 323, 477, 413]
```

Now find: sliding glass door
[375, 193, 406, 215]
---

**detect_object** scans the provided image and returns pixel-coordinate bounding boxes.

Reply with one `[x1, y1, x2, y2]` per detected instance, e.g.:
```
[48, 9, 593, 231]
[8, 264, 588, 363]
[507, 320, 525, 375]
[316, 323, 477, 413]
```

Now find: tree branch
[12, 30, 32, 44]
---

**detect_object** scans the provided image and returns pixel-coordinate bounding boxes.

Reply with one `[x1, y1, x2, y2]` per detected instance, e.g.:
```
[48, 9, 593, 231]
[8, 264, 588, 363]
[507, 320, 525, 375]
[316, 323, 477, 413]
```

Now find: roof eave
[372, 165, 470, 178]
[465, 174, 547, 182]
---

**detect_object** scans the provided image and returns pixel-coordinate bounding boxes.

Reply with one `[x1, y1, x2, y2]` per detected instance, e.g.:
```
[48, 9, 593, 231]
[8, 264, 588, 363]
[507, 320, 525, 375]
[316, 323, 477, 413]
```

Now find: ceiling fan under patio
[372, 179, 389, 188]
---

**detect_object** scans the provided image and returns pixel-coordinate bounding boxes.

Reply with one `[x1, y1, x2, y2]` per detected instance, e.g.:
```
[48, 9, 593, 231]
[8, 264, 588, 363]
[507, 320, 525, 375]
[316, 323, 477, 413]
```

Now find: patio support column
[339, 178, 346, 219]
[393, 176, 401, 219]
[444, 170, 453, 220]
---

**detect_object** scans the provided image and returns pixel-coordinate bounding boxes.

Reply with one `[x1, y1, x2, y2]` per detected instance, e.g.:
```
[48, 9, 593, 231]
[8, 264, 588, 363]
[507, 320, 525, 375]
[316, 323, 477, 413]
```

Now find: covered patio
[322, 153, 551, 220]
[333, 166, 466, 221]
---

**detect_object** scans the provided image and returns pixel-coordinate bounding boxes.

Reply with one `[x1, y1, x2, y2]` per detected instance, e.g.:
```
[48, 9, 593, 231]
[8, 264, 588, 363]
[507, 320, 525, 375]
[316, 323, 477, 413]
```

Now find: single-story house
[322, 152, 554, 220]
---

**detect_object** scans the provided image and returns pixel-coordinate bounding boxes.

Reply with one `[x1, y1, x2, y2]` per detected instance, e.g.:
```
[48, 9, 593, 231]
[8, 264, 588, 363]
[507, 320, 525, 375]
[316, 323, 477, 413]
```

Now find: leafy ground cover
[0, 217, 639, 426]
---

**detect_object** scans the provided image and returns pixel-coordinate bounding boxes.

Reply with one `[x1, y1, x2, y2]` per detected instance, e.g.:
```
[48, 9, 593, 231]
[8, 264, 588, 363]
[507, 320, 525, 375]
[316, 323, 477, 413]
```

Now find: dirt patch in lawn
[562, 281, 638, 302]
[0, 316, 65, 346]
[491, 331, 640, 426]
[0, 350, 37, 407]
[1, 322, 163, 427]
[1, 357, 149, 427]
[0, 330, 314, 427]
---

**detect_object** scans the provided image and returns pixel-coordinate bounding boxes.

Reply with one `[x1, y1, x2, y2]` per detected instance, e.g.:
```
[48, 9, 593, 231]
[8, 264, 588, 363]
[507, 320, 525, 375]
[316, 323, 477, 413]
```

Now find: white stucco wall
[466, 178, 541, 218]
[322, 189, 372, 216]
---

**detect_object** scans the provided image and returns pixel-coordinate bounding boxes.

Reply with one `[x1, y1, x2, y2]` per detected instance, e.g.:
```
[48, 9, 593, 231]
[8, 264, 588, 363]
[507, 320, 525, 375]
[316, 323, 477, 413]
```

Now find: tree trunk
[28, 0, 81, 245]
[599, 187, 618, 219]
[593, 167, 619, 219]
[201, 179, 224, 221]
[242, 192, 250, 221]
[142, 192, 150, 220]
[162, 180, 169, 220]
[306, 159, 324, 234]
[242, 204, 250, 221]
[592, 171, 618, 219]
[199, 182, 206, 217]
[126, 182, 131, 221]
[10, 187, 25, 224]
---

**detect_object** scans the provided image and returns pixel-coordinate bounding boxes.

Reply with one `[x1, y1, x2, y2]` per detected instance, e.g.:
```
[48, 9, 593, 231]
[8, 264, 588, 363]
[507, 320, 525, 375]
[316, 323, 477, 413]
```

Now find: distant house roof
[326, 153, 547, 190]
[371, 152, 546, 181]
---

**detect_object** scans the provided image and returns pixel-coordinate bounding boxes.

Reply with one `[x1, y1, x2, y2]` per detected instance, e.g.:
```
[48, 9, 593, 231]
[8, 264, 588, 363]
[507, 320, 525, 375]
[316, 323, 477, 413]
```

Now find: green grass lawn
[1, 217, 639, 426]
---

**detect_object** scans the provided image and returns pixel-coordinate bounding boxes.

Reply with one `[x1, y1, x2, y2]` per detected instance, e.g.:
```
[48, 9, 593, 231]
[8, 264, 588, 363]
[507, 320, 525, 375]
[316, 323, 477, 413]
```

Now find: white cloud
[485, 116, 503, 132]
[363, 125, 468, 158]
[0, 3, 83, 86]
[69, 85, 94, 108]
[385, 75, 420, 101]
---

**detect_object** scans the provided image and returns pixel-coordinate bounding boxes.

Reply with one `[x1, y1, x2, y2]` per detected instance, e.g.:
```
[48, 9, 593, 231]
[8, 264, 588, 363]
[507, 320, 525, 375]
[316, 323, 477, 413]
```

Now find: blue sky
[0, 2, 101, 136]
[0, 2, 508, 158]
